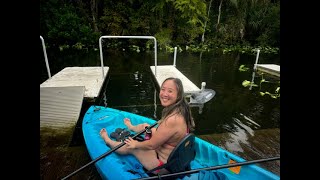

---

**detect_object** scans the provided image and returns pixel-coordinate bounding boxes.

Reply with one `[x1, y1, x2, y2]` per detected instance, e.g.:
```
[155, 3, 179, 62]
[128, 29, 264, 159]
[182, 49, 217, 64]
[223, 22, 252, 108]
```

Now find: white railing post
[40, 36, 52, 79]
[99, 37, 105, 79]
[250, 49, 260, 90]
[201, 82, 206, 91]
[173, 47, 177, 67]
[154, 38, 157, 77]
[253, 49, 260, 71]
[99, 36, 158, 78]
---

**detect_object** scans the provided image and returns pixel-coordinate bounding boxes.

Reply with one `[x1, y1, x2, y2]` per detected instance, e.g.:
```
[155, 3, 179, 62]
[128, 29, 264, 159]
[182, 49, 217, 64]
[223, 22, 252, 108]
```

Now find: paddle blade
[228, 159, 241, 174]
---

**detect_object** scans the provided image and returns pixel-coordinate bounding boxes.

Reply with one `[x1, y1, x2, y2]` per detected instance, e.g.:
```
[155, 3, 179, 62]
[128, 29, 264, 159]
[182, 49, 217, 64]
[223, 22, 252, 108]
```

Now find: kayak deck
[82, 106, 279, 180]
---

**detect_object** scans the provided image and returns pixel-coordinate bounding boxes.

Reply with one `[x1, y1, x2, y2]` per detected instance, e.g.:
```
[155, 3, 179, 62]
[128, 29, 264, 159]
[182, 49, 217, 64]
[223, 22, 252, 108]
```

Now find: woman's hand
[142, 123, 150, 129]
[124, 136, 138, 149]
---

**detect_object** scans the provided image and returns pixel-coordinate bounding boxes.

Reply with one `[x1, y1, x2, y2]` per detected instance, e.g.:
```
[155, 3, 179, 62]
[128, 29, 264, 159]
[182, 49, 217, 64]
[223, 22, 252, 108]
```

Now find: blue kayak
[82, 105, 280, 180]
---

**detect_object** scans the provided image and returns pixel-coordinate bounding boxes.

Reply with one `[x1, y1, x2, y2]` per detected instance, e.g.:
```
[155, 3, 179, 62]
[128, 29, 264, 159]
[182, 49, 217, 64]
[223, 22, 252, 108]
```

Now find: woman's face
[159, 79, 178, 107]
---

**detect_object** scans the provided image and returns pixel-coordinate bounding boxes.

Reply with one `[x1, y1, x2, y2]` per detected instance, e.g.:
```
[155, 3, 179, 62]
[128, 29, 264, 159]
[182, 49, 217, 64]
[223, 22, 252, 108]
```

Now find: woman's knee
[115, 146, 131, 155]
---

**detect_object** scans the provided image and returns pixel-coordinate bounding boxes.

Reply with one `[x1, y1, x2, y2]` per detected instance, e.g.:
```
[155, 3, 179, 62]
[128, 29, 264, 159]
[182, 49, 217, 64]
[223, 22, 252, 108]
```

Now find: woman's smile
[159, 80, 178, 107]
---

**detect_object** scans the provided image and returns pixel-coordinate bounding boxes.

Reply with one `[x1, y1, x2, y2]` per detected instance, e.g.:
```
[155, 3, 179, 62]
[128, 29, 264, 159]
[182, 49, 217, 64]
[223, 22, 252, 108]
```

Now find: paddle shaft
[137, 156, 280, 180]
[61, 122, 158, 180]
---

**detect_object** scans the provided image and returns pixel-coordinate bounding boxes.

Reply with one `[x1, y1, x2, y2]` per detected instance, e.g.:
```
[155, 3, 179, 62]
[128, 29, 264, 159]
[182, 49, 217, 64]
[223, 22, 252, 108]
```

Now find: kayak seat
[145, 133, 196, 177]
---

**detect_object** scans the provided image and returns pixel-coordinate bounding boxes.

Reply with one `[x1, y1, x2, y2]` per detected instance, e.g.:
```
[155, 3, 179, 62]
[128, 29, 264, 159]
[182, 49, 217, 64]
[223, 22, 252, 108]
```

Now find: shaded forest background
[40, 0, 279, 53]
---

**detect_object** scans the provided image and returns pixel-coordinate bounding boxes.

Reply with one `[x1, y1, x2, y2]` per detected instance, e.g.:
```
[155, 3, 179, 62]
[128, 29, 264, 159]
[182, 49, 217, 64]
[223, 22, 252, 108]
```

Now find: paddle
[61, 122, 158, 180]
[136, 156, 280, 180]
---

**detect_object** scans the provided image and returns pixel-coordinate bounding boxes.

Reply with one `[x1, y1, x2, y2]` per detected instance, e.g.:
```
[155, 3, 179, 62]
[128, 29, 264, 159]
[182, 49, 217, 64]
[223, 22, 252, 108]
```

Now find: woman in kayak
[100, 77, 195, 175]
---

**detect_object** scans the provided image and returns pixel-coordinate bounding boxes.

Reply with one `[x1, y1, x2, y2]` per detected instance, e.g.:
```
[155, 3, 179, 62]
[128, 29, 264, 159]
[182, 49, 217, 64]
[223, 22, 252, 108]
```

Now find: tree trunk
[91, 0, 99, 32]
[216, 0, 223, 30]
[201, 0, 213, 43]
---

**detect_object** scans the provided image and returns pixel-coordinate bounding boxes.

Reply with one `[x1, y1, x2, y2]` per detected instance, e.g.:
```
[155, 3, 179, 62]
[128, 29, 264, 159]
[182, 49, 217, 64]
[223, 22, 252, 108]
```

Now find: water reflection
[224, 117, 255, 153]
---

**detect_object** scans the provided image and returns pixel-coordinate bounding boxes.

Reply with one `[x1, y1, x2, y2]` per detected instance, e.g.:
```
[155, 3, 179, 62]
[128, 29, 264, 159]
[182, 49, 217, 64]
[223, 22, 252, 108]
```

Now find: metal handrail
[99, 36, 158, 78]
[40, 35, 52, 79]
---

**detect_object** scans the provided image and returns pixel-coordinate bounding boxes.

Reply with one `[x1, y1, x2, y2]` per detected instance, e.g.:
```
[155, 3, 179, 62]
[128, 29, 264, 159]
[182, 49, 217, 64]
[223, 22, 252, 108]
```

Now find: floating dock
[40, 66, 109, 130]
[40, 66, 109, 99]
[40, 36, 109, 130]
[150, 47, 202, 95]
[249, 49, 280, 90]
[40, 35, 205, 129]
[98, 36, 203, 94]
[256, 64, 280, 77]
[253, 49, 280, 77]
[40, 86, 85, 129]
[150, 65, 200, 94]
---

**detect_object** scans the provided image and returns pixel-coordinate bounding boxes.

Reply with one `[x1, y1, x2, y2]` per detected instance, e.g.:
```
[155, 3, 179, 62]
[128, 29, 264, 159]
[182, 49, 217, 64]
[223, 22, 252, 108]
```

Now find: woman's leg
[124, 118, 149, 133]
[100, 128, 168, 175]
[100, 128, 130, 154]
[131, 149, 170, 175]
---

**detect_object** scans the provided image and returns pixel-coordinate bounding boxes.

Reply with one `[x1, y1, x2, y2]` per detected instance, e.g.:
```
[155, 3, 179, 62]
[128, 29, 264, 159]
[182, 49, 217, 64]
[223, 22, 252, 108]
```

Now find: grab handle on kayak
[61, 122, 158, 180]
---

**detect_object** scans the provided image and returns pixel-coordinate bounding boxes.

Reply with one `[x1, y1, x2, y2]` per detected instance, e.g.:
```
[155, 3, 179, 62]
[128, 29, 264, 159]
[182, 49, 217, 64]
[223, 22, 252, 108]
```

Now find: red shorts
[155, 159, 164, 173]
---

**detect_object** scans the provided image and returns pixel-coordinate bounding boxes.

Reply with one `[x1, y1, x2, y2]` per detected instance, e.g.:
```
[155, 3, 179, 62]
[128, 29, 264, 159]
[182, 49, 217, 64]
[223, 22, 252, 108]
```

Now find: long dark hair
[160, 77, 195, 132]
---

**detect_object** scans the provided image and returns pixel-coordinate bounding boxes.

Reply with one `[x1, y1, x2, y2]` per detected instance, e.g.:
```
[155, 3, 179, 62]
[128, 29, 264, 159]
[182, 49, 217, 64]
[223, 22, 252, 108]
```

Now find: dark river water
[40, 47, 280, 180]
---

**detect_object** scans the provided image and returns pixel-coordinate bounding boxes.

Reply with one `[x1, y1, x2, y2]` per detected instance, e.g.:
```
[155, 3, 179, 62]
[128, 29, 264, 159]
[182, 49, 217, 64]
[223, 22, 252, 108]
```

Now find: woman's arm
[124, 115, 181, 150]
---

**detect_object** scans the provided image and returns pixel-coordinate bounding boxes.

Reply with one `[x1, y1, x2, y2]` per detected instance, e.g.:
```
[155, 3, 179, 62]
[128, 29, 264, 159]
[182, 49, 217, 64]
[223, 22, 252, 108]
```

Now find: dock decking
[150, 46, 202, 95]
[40, 66, 109, 99]
[256, 64, 280, 77]
[150, 65, 201, 94]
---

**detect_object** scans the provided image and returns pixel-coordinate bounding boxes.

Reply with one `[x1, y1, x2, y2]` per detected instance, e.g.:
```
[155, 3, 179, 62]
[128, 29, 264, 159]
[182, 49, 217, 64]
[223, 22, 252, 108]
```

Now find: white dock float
[40, 66, 109, 99]
[40, 86, 84, 130]
[249, 49, 280, 90]
[150, 65, 200, 94]
[256, 64, 280, 77]
[253, 49, 280, 77]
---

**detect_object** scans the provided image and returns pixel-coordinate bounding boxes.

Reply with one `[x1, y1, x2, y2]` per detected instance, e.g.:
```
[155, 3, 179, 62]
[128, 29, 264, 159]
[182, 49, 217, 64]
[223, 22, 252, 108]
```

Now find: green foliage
[241, 72, 280, 99]
[260, 90, 280, 99]
[216, 16, 245, 45]
[238, 65, 249, 72]
[255, 4, 280, 47]
[41, 1, 98, 50]
[166, 0, 207, 45]
[245, 0, 280, 47]
[40, 0, 280, 52]
[129, 45, 141, 53]
[99, 3, 129, 35]
[222, 45, 279, 55]
[72, 42, 85, 50]
[155, 28, 173, 50]
[59, 44, 70, 51]
[168, 0, 207, 24]
[242, 80, 258, 87]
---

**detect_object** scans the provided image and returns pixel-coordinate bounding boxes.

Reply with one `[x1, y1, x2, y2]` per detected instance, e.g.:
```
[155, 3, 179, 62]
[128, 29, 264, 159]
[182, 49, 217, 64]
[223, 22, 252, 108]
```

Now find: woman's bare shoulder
[165, 113, 185, 126]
